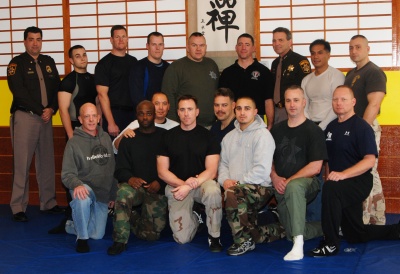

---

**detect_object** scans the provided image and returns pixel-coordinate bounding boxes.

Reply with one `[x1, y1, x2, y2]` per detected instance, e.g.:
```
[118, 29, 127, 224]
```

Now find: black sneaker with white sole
[310, 241, 339, 257]
[227, 239, 255, 256]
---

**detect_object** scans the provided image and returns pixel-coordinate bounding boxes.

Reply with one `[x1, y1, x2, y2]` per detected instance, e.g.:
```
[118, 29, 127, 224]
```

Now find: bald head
[136, 100, 156, 131]
[136, 100, 155, 113]
[78, 103, 99, 136]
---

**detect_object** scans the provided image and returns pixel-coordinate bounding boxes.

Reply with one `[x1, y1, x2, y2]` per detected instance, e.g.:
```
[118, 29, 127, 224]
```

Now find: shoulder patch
[7, 63, 17, 76]
[299, 60, 311, 74]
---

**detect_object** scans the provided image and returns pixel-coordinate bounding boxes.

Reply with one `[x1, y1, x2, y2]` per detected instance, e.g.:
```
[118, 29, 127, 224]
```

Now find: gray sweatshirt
[61, 126, 117, 203]
[218, 115, 275, 187]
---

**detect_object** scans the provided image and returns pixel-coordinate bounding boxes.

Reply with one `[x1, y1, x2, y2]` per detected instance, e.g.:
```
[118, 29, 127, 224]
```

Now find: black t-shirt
[159, 125, 220, 180]
[271, 119, 328, 178]
[325, 115, 377, 172]
[115, 127, 166, 194]
[219, 59, 274, 115]
[58, 71, 97, 121]
[344, 61, 386, 117]
[95, 53, 137, 108]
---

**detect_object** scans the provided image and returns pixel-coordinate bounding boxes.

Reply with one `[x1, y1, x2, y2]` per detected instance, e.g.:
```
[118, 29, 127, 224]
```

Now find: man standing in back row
[271, 27, 311, 124]
[129, 31, 169, 110]
[7, 26, 64, 222]
[219, 33, 274, 129]
[95, 25, 137, 138]
[162, 32, 219, 128]
[344, 35, 387, 225]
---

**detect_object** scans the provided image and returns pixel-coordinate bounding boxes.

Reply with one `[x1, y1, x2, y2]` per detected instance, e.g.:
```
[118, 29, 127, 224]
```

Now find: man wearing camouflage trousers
[107, 100, 167, 255]
[219, 97, 285, 256]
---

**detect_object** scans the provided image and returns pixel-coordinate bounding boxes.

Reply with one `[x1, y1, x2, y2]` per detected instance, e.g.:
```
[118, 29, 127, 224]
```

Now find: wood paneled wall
[0, 125, 399, 213]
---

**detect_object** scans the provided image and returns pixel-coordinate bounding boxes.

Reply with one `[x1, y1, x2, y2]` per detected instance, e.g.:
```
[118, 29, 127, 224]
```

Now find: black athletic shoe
[310, 241, 339, 257]
[268, 205, 280, 223]
[76, 239, 90, 253]
[107, 242, 126, 256]
[13, 212, 28, 222]
[208, 235, 223, 252]
[226, 239, 255, 256]
[48, 217, 67, 234]
[41, 205, 65, 214]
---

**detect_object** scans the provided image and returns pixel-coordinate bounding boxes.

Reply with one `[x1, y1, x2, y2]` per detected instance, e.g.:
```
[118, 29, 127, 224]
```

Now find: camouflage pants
[113, 183, 167, 243]
[363, 119, 386, 225]
[225, 184, 285, 244]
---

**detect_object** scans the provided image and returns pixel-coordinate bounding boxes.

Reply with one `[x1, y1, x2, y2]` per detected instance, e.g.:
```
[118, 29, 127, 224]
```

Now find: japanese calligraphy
[203, 0, 239, 43]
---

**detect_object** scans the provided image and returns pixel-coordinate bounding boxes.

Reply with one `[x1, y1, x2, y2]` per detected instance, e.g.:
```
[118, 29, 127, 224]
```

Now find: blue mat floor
[0, 205, 399, 274]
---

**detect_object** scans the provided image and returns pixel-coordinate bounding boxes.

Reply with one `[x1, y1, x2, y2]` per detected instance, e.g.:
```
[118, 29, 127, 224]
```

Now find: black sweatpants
[322, 172, 399, 247]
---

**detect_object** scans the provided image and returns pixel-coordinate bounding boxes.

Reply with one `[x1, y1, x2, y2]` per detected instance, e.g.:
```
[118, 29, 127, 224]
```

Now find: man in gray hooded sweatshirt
[219, 97, 284, 256]
[61, 103, 117, 253]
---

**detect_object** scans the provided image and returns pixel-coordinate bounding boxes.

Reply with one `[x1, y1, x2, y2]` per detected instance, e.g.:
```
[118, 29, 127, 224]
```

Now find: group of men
[7, 24, 398, 259]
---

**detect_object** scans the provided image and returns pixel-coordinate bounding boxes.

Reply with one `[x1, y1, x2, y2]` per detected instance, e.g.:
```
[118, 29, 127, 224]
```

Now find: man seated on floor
[210, 87, 236, 144]
[61, 103, 117, 253]
[157, 94, 223, 252]
[112, 92, 178, 154]
[310, 85, 400, 257]
[219, 97, 285, 256]
[108, 100, 167, 255]
[270, 85, 327, 261]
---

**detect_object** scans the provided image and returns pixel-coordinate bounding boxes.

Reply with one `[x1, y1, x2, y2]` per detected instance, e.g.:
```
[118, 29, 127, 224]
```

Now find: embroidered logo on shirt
[299, 60, 311, 73]
[7, 63, 17, 76]
[209, 71, 217, 80]
[351, 75, 360, 87]
[326, 132, 332, 141]
[46, 65, 52, 73]
[344, 131, 350, 136]
[251, 70, 260, 80]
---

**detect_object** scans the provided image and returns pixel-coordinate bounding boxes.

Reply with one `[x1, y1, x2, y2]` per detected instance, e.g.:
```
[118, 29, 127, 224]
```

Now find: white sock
[284, 235, 304, 261]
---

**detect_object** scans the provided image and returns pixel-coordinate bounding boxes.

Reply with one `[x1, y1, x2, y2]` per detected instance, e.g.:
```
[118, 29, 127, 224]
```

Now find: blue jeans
[66, 184, 108, 240]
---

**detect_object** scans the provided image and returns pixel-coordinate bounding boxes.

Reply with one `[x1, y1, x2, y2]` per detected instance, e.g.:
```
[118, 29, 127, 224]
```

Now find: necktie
[274, 57, 282, 104]
[35, 59, 48, 107]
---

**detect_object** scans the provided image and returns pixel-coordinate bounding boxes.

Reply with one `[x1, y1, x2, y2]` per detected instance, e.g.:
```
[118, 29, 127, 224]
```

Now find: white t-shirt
[301, 66, 345, 130]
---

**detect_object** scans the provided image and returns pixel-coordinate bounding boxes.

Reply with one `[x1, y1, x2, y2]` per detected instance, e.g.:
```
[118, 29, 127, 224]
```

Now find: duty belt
[16, 106, 34, 115]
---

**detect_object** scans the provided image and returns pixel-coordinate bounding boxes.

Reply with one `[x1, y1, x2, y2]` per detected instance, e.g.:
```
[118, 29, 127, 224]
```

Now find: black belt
[110, 106, 133, 111]
[16, 106, 34, 115]
[275, 101, 284, 108]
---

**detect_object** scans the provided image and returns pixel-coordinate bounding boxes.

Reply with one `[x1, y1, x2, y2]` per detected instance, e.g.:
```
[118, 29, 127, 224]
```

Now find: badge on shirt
[46, 65, 52, 73]
[209, 71, 217, 80]
[351, 75, 360, 87]
[7, 63, 17, 76]
[251, 70, 260, 80]
[299, 60, 311, 73]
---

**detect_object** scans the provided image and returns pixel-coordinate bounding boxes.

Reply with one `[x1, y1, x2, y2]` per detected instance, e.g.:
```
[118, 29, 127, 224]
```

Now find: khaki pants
[363, 119, 386, 225]
[165, 180, 222, 244]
